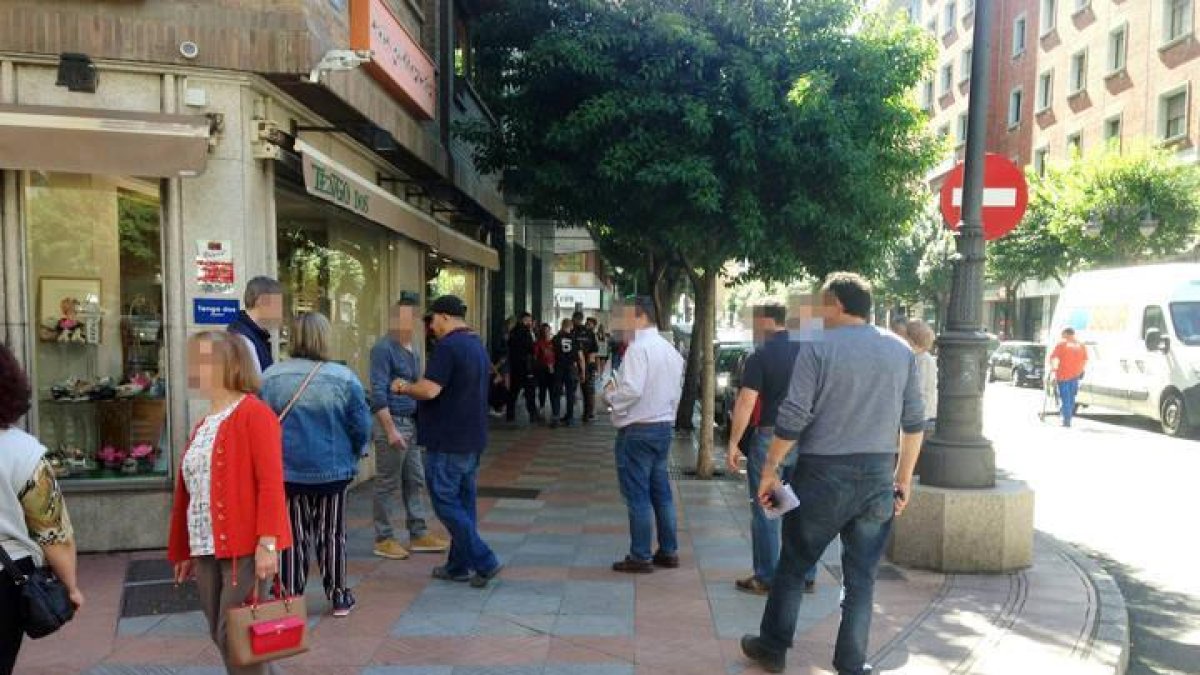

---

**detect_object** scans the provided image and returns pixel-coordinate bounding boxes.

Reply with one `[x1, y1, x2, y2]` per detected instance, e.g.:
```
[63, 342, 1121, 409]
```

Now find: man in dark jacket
[227, 276, 283, 373]
[506, 312, 541, 423]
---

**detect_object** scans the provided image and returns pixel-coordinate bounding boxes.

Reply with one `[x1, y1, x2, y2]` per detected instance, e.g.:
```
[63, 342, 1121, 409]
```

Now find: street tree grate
[121, 559, 200, 618]
[477, 486, 542, 500]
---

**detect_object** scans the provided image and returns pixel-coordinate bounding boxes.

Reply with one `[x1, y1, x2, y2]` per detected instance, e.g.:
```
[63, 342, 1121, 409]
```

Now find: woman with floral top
[0, 343, 83, 675]
[167, 331, 291, 675]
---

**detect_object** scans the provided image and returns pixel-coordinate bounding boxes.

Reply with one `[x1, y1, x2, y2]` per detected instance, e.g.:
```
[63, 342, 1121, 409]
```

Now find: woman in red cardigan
[168, 331, 292, 675]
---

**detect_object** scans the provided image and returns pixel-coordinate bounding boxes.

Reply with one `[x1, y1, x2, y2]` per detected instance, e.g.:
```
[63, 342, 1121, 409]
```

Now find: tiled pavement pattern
[16, 415, 1126, 674]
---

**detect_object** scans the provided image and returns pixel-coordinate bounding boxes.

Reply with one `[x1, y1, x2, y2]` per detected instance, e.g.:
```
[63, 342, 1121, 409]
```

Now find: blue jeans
[1058, 378, 1080, 426]
[614, 422, 678, 561]
[746, 430, 816, 586]
[759, 454, 896, 675]
[424, 451, 499, 576]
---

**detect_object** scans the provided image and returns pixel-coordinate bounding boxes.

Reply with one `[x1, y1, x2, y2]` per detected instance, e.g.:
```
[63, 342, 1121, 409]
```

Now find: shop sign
[193, 298, 240, 325]
[195, 240, 235, 294]
[555, 288, 602, 309]
[311, 160, 371, 217]
[350, 0, 437, 119]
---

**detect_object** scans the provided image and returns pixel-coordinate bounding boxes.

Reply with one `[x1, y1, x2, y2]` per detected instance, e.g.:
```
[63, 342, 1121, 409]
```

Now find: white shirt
[182, 397, 243, 556]
[915, 350, 938, 420]
[604, 327, 684, 428]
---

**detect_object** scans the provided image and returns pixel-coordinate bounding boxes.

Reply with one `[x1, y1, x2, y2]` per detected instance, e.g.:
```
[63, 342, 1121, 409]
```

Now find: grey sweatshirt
[775, 324, 926, 455]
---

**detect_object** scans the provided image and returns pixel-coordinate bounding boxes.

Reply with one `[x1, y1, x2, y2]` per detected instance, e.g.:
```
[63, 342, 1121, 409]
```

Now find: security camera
[308, 50, 375, 83]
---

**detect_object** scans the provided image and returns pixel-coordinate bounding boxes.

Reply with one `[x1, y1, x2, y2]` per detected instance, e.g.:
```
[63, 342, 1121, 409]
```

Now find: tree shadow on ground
[1077, 545, 1200, 675]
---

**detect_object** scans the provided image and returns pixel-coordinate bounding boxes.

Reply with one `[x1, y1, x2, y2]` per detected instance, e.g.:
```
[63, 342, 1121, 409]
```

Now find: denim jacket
[260, 358, 372, 485]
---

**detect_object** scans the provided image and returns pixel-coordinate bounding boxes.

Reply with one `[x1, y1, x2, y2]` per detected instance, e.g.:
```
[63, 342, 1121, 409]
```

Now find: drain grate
[477, 486, 542, 500]
[124, 559, 175, 584]
[122, 581, 201, 618]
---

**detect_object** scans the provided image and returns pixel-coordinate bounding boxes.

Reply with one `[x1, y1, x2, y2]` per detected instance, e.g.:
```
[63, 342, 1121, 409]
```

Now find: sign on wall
[555, 288, 602, 309]
[350, 0, 437, 119]
[193, 298, 240, 325]
[195, 240, 235, 294]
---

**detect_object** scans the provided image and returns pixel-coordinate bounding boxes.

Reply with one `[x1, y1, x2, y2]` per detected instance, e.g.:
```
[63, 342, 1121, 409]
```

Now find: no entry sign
[939, 153, 1029, 241]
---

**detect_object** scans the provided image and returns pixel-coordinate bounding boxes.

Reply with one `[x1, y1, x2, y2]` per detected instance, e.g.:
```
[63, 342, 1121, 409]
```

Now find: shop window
[556, 252, 589, 273]
[276, 189, 390, 383]
[427, 256, 480, 327]
[25, 173, 168, 482]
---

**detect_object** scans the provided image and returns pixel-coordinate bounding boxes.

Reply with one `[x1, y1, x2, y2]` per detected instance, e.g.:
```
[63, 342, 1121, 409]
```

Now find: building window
[1164, 0, 1193, 44]
[938, 123, 952, 141]
[1041, 0, 1057, 36]
[1034, 147, 1049, 176]
[1074, 0, 1090, 13]
[1009, 88, 1023, 128]
[927, 17, 938, 35]
[956, 113, 969, 147]
[922, 80, 935, 110]
[940, 63, 954, 96]
[1108, 24, 1128, 74]
[1069, 50, 1088, 95]
[1067, 132, 1083, 156]
[24, 174, 169, 483]
[960, 48, 973, 83]
[944, 1, 957, 35]
[1105, 115, 1123, 148]
[1160, 87, 1190, 141]
[454, 16, 476, 80]
[964, 0, 975, 16]
[1037, 70, 1054, 112]
[1013, 15, 1028, 56]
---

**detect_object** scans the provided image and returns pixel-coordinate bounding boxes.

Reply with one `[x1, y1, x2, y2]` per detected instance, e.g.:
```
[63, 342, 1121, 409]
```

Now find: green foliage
[877, 205, 956, 309]
[1030, 145, 1200, 269]
[986, 196, 1068, 292]
[462, 0, 941, 281]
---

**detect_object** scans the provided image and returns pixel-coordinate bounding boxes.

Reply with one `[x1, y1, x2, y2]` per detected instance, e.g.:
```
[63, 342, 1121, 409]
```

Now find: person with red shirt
[168, 331, 292, 675]
[1050, 327, 1088, 427]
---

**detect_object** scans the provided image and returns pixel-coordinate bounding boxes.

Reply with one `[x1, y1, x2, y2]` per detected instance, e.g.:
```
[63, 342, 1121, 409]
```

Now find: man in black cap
[391, 296, 501, 589]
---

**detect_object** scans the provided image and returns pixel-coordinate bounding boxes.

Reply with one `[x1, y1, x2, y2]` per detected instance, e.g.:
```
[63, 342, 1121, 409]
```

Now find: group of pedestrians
[503, 310, 613, 428]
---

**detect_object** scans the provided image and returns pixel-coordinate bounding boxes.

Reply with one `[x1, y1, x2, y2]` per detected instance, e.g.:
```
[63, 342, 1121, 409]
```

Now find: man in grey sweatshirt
[741, 272, 926, 675]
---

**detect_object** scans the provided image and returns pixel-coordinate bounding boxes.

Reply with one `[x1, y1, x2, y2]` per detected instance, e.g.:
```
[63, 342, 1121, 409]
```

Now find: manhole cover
[121, 580, 200, 618]
[477, 486, 542, 499]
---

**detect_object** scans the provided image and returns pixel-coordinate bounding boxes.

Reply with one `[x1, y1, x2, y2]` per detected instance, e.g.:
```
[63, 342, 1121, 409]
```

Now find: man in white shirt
[602, 297, 685, 573]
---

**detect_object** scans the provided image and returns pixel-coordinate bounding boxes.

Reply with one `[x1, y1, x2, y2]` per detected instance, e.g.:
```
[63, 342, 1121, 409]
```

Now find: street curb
[1043, 534, 1131, 675]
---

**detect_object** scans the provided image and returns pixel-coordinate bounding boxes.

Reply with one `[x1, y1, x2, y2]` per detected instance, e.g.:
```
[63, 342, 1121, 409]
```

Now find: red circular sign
[939, 153, 1029, 241]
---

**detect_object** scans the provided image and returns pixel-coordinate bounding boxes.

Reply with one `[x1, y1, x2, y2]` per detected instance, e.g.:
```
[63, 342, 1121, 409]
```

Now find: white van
[1048, 263, 1200, 437]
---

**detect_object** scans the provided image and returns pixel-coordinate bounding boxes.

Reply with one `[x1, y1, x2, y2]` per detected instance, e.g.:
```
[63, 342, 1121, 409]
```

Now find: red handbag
[226, 576, 309, 666]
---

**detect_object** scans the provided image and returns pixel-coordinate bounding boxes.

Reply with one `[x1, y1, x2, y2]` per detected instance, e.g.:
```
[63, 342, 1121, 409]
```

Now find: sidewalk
[15, 414, 1127, 675]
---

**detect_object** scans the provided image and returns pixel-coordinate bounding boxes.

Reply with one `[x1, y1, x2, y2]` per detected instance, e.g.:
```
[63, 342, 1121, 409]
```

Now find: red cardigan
[168, 395, 292, 565]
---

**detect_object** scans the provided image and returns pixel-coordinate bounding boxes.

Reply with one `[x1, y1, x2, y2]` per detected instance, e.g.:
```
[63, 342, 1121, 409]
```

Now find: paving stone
[553, 613, 635, 636]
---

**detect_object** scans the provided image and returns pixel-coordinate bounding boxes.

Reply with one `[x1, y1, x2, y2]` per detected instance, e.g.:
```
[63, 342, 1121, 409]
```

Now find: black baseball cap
[428, 295, 468, 318]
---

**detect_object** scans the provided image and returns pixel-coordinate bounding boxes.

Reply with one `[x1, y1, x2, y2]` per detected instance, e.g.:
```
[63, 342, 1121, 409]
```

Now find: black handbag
[0, 545, 75, 638]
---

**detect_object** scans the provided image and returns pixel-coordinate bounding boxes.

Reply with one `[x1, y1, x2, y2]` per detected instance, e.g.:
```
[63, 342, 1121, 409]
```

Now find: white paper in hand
[763, 483, 800, 520]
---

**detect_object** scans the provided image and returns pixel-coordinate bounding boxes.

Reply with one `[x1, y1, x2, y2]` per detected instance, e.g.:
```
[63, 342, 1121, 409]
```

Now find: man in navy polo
[391, 295, 501, 589]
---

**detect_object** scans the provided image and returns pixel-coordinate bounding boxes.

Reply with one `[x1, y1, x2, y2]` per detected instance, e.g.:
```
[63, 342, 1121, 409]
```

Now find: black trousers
[506, 368, 538, 420]
[536, 368, 553, 410]
[553, 369, 579, 422]
[580, 366, 597, 419]
[0, 555, 36, 675]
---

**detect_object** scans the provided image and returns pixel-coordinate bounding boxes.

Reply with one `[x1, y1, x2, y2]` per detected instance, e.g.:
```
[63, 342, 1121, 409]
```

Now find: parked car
[715, 342, 752, 431]
[988, 341, 1046, 388]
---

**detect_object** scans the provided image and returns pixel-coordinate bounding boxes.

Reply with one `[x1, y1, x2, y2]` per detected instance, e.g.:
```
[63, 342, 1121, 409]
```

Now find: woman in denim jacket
[260, 312, 371, 617]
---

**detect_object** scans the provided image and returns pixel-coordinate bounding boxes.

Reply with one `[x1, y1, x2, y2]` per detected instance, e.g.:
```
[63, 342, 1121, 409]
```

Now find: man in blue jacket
[370, 293, 449, 560]
[227, 276, 283, 373]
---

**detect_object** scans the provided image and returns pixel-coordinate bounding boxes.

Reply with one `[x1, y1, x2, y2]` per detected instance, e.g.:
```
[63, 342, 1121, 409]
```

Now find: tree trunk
[652, 259, 678, 332]
[675, 269, 702, 431]
[695, 269, 718, 479]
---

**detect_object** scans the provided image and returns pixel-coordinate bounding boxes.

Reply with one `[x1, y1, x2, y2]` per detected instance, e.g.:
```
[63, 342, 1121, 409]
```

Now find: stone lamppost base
[888, 478, 1035, 573]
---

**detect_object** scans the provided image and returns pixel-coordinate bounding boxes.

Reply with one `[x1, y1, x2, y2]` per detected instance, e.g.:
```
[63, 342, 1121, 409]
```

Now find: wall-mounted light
[56, 53, 98, 93]
[308, 50, 373, 84]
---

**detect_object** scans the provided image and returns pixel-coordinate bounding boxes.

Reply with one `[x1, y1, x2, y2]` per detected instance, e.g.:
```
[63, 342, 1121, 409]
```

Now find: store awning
[0, 105, 210, 177]
[296, 139, 498, 270]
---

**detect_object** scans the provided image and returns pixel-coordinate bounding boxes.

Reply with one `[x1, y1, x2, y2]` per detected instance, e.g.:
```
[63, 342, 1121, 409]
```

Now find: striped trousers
[280, 489, 348, 599]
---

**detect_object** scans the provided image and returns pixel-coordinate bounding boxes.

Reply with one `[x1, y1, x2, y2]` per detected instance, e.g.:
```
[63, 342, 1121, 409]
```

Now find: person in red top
[1050, 327, 1088, 427]
[168, 331, 291, 675]
[533, 323, 556, 416]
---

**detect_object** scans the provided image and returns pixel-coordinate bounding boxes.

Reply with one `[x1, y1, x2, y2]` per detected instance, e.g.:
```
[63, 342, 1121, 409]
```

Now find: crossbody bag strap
[278, 362, 324, 423]
[0, 543, 29, 585]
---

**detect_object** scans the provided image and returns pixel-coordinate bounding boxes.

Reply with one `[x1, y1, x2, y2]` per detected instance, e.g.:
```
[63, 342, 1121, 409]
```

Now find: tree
[1036, 145, 1200, 268]
[877, 206, 956, 324]
[985, 201, 1068, 336]
[463, 0, 940, 476]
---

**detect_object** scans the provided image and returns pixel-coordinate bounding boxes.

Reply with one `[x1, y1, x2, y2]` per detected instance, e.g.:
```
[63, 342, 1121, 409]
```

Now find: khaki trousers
[192, 556, 279, 675]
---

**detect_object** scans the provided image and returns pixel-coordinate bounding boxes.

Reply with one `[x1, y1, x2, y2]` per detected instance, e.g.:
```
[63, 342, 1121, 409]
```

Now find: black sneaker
[331, 589, 357, 618]
[470, 564, 503, 589]
[740, 635, 785, 673]
[432, 565, 471, 582]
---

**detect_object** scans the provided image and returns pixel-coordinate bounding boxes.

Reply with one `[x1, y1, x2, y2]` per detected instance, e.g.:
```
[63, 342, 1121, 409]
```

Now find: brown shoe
[735, 576, 770, 595]
[612, 556, 655, 574]
[652, 552, 680, 569]
[409, 533, 450, 553]
[373, 538, 410, 560]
